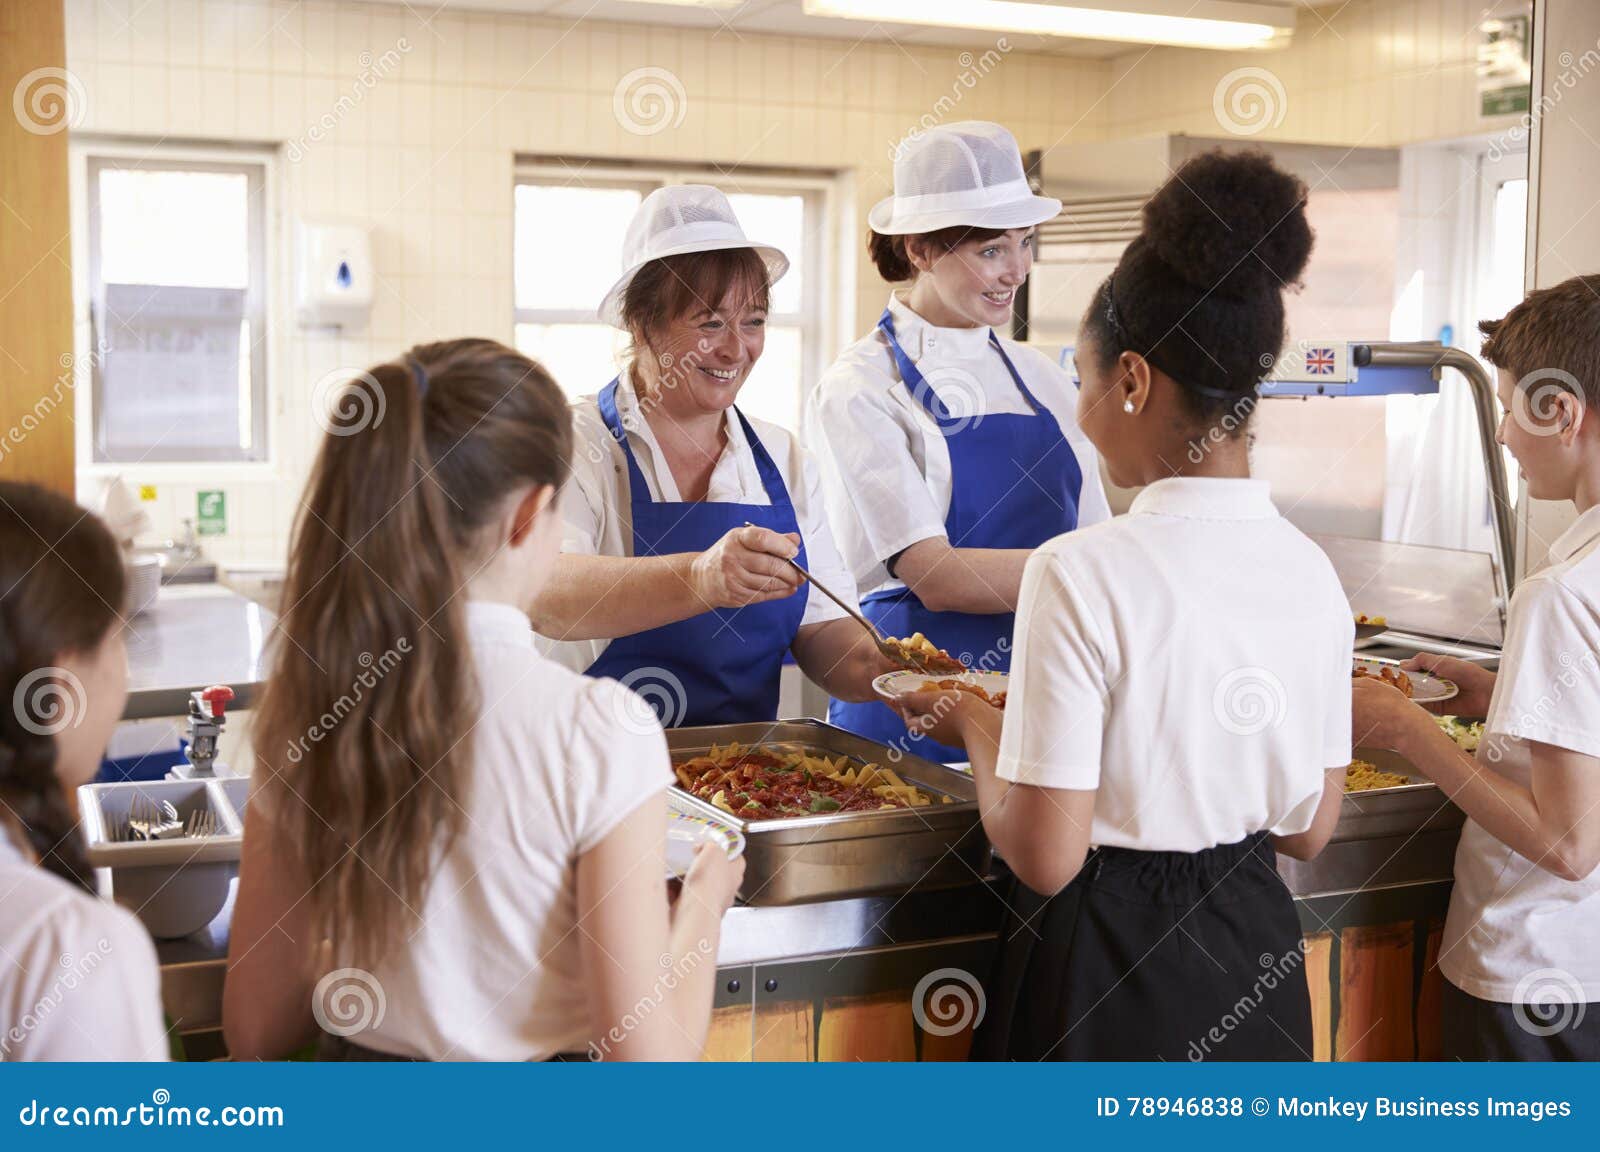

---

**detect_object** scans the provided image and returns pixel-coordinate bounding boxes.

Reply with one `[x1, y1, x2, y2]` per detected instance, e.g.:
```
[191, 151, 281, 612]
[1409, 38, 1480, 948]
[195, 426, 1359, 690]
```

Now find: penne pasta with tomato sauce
[673, 742, 954, 821]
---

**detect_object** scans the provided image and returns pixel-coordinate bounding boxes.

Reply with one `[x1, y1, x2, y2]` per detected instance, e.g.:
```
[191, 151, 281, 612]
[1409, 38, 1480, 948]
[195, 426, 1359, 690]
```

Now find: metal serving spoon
[739, 522, 933, 673]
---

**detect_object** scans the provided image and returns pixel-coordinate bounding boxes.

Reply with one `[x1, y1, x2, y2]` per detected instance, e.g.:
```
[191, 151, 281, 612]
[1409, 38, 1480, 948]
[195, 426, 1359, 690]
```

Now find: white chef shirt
[0, 827, 167, 1061]
[996, 477, 1353, 852]
[1439, 503, 1600, 1003]
[539, 373, 853, 672]
[805, 293, 1113, 598]
[360, 601, 672, 1060]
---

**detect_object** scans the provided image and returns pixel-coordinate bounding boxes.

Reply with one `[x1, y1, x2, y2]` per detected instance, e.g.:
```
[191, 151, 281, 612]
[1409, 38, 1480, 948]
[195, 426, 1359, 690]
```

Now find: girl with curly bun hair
[899, 150, 1354, 1061]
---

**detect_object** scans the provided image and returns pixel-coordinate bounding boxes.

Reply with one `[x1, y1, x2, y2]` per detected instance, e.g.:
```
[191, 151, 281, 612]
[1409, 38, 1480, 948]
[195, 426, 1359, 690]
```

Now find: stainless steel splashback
[1310, 533, 1504, 648]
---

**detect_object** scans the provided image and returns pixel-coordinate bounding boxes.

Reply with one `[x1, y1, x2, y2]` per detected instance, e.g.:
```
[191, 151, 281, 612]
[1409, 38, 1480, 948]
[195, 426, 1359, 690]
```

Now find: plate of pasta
[672, 741, 954, 821]
[872, 669, 1009, 710]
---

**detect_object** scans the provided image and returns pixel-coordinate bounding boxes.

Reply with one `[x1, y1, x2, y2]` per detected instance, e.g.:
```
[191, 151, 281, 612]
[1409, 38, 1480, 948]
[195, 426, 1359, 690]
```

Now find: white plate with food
[1352, 657, 1457, 704]
[665, 806, 745, 878]
[872, 669, 1010, 710]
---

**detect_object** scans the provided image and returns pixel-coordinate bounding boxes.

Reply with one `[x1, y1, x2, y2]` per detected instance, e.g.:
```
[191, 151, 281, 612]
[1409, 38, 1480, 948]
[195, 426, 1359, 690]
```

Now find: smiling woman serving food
[897, 151, 1351, 1061]
[805, 122, 1111, 762]
[530, 185, 892, 726]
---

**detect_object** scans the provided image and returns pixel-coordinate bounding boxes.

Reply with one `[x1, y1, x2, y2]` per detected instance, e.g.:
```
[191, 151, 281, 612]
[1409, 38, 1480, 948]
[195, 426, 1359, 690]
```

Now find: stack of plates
[124, 553, 162, 616]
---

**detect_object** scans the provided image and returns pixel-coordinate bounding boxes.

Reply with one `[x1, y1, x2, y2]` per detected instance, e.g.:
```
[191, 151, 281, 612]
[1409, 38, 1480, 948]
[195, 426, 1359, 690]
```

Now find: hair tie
[1102, 273, 1128, 347]
[409, 358, 429, 397]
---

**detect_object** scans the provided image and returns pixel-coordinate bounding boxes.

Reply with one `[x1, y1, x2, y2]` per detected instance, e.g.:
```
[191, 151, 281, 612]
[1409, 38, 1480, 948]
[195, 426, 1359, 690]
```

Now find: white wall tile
[127, 0, 168, 64]
[128, 62, 169, 128]
[97, 0, 132, 63]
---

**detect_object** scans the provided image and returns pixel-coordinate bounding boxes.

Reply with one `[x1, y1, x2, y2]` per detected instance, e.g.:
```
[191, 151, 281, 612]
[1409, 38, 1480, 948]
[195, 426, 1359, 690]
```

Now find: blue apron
[585, 379, 808, 728]
[828, 310, 1085, 762]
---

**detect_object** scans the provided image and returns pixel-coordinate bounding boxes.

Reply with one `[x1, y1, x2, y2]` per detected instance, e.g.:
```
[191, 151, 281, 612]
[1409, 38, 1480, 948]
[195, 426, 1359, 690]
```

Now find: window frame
[81, 149, 272, 465]
[512, 160, 837, 428]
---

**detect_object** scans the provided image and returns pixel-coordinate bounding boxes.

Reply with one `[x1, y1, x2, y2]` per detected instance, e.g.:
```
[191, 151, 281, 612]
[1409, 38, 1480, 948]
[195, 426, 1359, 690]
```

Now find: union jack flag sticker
[1306, 347, 1336, 375]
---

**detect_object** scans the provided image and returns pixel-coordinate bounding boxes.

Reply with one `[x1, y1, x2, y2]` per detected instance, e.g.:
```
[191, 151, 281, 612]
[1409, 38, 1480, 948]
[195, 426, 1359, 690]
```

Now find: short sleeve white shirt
[995, 477, 1353, 852]
[1439, 504, 1600, 1002]
[540, 375, 853, 672]
[0, 830, 168, 1061]
[360, 601, 674, 1060]
[804, 293, 1113, 598]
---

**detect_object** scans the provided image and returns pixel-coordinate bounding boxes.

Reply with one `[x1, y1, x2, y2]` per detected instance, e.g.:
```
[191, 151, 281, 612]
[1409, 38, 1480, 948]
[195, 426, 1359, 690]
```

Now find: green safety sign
[197, 490, 227, 537]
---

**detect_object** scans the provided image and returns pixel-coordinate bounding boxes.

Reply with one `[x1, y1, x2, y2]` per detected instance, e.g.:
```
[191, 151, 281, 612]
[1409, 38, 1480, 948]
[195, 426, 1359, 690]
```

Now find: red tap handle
[201, 684, 235, 718]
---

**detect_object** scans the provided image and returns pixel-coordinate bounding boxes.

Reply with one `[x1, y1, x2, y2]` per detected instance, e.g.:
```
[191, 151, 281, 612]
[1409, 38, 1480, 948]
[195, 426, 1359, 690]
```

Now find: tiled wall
[64, 0, 1113, 564]
[1108, 0, 1526, 146]
[63, 0, 1523, 565]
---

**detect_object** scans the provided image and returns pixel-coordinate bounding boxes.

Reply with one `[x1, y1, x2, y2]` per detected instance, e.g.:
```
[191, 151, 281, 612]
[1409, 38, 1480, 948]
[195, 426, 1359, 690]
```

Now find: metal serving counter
[124, 584, 272, 720]
[155, 762, 1467, 1059]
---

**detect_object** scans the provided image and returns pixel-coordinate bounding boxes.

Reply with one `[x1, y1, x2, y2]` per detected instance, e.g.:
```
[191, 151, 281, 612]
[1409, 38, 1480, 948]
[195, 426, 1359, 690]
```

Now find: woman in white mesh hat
[532, 184, 894, 727]
[805, 121, 1111, 762]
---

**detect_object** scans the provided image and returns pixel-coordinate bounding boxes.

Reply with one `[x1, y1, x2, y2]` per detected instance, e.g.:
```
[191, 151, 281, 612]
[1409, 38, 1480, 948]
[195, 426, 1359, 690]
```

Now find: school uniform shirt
[1439, 504, 1600, 1003]
[805, 293, 1113, 597]
[995, 477, 1353, 852]
[360, 601, 672, 1060]
[0, 828, 167, 1061]
[538, 374, 853, 670]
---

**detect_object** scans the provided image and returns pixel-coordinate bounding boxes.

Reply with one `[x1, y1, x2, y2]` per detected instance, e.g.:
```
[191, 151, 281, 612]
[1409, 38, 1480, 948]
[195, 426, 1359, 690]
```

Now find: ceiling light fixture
[802, 0, 1295, 51]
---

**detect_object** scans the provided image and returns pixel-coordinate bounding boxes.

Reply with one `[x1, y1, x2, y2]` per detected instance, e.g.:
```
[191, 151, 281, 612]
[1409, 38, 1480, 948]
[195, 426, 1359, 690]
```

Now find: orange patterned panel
[1336, 924, 1415, 1061]
[1302, 932, 1334, 1063]
[819, 994, 917, 1062]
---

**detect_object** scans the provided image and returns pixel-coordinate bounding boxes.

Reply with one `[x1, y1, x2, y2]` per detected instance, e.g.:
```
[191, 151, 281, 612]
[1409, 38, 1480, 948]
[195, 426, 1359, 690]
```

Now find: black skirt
[1441, 978, 1600, 1061]
[972, 831, 1312, 1061]
[316, 1034, 589, 1061]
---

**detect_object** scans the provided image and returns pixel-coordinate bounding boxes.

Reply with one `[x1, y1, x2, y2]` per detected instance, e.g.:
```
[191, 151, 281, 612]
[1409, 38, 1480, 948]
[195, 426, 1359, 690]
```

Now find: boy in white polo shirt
[1354, 274, 1600, 1059]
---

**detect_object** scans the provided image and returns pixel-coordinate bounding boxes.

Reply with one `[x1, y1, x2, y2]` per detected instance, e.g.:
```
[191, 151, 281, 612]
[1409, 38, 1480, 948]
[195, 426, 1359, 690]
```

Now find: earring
[1123, 399, 1136, 414]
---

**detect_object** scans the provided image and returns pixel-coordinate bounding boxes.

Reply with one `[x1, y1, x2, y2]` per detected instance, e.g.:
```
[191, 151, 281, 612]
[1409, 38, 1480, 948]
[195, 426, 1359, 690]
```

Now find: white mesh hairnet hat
[598, 184, 789, 327]
[869, 121, 1061, 235]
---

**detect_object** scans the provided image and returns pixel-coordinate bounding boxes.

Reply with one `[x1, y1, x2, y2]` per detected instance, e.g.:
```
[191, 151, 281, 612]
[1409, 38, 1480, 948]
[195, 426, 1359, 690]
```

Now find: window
[86, 156, 269, 463]
[513, 165, 829, 432]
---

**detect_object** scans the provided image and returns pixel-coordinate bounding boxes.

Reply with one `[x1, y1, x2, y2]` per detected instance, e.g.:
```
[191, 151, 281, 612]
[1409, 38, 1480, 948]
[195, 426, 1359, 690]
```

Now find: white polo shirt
[0, 828, 167, 1061]
[360, 601, 672, 1060]
[996, 477, 1353, 852]
[539, 374, 852, 672]
[1439, 503, 1600, 1003]
[804, 293, 1112, 599]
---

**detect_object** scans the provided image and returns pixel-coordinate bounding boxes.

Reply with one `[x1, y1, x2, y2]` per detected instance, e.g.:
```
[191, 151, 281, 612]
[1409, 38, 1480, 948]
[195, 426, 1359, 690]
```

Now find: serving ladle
[741, 522, 933, 674]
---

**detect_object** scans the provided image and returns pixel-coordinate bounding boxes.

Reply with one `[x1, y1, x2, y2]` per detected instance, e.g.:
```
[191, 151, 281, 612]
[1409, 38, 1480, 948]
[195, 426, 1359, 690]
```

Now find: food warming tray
[666, 719, 991, 906]
[1333, 747, 1465, 843]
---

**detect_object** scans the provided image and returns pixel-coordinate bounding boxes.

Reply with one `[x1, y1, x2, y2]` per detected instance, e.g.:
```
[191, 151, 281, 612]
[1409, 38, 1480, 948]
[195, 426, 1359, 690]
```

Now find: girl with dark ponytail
[226, 339, 742, 1061]
[898, 150, 1354, 1061]
[0, 482, 167, 1059]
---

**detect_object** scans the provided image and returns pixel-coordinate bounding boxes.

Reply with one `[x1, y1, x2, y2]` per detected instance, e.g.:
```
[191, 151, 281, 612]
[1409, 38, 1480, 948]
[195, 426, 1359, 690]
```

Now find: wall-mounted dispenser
[295, 220, 372, 328]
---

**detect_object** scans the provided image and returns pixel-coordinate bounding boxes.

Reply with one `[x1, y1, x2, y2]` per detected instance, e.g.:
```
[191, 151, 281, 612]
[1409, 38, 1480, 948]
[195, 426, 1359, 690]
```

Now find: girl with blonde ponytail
[225, 339, 742, 1061]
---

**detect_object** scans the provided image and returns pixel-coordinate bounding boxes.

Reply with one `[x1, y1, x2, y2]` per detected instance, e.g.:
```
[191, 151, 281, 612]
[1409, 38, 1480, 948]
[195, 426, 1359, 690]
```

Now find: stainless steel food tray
[666, 719, 991, 906]
[1332, 746, 1465, 843]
